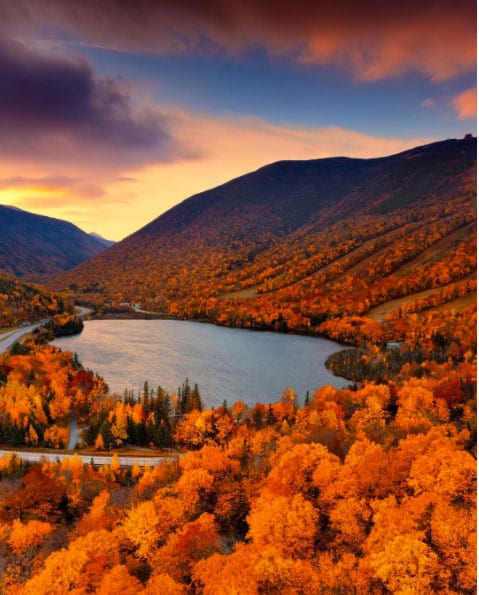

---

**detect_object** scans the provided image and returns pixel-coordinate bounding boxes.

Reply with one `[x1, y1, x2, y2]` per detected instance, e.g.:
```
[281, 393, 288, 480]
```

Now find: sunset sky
[0, 0, 476, 240]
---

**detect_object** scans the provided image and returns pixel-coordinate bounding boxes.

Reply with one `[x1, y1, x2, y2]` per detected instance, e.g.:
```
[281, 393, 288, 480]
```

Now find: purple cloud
[0, 36, 193, 169]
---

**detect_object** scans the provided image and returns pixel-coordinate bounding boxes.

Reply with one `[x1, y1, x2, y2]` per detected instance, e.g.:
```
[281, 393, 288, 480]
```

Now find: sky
[0, 0, 476, 240]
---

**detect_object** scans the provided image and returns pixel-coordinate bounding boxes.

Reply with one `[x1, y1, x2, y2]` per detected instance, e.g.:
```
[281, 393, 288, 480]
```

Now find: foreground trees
[0, 337, 475, 593]
[0, 289, 475, 592]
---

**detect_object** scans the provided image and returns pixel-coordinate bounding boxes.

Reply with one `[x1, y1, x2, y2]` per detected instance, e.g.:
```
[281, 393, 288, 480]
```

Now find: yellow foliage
[7, 519, 52, 554]
[95, 432, 105, 450]
[371, 534, 441, 594]
[43, 425, 68, 449]
[247, 493, 318, 558]
[122, 501, 159, 561]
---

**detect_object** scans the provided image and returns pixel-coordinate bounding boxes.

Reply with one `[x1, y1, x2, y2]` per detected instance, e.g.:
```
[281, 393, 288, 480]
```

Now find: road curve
[0, 305, 92, 355]
[0, 305, 177, 467]
[67, 410, 79, 450]
[0, 449, 177, 467]
[0, 323, 44, 354]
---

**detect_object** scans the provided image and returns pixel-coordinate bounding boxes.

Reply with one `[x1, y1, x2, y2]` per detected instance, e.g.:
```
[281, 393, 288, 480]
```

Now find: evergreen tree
[304, 390, 310, 407]
[252, 406, 263, 430]
[142, 381, 151, 411]
[266, 405, 276, 425]
[155, 386, 171, 419]
[180, 378, 192, 413]
[191, 383, 203, 412]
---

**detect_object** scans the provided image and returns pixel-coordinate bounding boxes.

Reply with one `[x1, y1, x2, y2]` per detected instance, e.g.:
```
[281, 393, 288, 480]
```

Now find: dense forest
[53, 138, 476, 348]
[0, 137, 475, 592]
[0, 274, 70, 328]
[0, 293, 475, 592]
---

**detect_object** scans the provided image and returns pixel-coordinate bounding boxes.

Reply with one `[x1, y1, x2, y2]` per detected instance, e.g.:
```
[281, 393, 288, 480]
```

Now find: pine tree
[180, 378, 192, 413]
[142, 381, 150, 412]
[191, 383, 203, 412]
[304, 390, 310, 407]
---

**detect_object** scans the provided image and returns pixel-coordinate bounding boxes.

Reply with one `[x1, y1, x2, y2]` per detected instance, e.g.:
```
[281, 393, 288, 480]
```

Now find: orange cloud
[81, 112, 433, 240]
[0, 111, 432, 241]
[2, 0, 475, 82]
[301, 5, 475, 82]
[452, 87, 477, 119]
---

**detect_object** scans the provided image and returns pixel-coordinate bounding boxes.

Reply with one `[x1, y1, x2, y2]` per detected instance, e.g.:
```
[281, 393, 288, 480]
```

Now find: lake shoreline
[52, 318, 349, 406]
[93, 310, 352, 343]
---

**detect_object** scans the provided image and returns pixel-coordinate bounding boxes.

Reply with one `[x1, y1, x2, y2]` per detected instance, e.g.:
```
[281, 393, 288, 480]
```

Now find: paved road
[0, 449, 176, 467]
[0, 305, 91, 355]
[67, 410, 79, 450]
[0, 323, 44, 353]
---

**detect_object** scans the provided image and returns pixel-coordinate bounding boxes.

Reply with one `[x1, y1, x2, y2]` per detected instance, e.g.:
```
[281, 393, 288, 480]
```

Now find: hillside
[2, 137, 477, 594]
[54, 137, 476, 343]
[0, 206, 109, 280]
[0, 273, 70, 327]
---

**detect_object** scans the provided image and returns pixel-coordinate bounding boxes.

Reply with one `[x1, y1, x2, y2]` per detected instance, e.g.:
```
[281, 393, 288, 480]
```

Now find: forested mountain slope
[54, 137, 476, 342]
[0, 206, 108, 280]
[0, 273, 70, 327]
[1, 137, 476, 593]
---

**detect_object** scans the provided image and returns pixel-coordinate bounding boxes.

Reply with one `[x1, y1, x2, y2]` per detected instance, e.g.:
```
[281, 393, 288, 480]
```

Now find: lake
[52, 319, 347, 408]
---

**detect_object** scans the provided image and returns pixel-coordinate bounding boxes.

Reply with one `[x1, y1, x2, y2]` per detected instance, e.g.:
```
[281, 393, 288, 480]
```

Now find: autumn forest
[0, 137, 476, 593]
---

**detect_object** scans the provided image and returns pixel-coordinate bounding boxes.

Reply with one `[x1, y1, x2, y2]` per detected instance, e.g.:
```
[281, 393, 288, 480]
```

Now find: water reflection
[52, 319, 347, 408]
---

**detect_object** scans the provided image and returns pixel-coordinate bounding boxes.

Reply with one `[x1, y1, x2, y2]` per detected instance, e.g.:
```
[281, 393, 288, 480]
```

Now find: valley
[51, 138, 475, 347]
[0, 2, 475, 590]
[0, 137, 475, 594]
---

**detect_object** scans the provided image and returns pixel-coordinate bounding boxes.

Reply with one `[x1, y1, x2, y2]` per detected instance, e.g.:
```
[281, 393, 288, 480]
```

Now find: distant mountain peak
[0, 206, 110, 280]
[53, 137, 476, 326]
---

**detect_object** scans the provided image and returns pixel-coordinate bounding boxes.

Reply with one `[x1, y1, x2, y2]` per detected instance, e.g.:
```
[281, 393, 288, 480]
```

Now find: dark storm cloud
[0, 36, 191, 169]
[0, 0, 475, 81]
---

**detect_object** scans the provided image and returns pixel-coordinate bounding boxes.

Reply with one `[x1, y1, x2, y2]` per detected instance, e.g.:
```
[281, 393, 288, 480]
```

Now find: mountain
[89, 232, 115, 248]
[0, 206, 109, 280]
[54, 137, 476, 339]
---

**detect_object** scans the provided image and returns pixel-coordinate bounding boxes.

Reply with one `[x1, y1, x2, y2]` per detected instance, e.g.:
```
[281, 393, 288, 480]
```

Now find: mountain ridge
[130, 137, 474, 237]
[0, 205, 109, 280]
[52, 136, 476, 341]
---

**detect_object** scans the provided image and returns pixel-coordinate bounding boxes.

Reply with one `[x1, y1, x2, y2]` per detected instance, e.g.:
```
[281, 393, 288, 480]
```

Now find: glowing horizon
[0, 0, 475, 241]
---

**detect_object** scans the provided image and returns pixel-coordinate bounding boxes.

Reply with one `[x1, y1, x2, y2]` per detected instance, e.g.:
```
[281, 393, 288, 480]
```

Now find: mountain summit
[54, 137, 476, 334]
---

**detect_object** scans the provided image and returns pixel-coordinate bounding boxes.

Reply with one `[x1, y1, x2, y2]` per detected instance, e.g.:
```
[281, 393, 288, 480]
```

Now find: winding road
[0, 307, 176, 466]
[0, 305, 92, 355]
[0, 322, 46, 353]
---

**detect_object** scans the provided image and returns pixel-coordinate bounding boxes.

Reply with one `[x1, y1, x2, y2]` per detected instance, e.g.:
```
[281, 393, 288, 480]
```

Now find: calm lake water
[52, 319, 347, 408]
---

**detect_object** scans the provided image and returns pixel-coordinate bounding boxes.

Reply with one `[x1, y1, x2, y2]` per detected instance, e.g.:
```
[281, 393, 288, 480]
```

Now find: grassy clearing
[219, 284, 261, 301]
[367, 279, 476, 321]
[435, 293, 476, 313]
